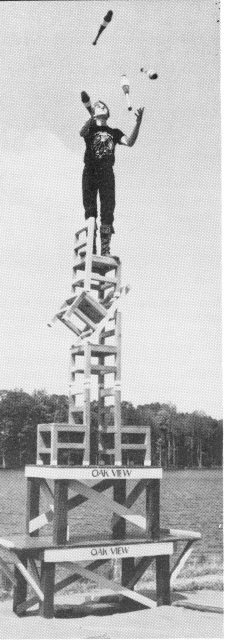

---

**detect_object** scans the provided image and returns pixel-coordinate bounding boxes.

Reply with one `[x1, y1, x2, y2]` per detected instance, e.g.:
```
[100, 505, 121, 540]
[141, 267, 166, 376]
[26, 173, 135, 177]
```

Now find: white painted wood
[70, 479, 146, 530]
[29, 507, 54, 534]
[44, 541, 173, 564]
[0, 555, 17, 585]
[84, 217, 95, 291]
[170, 544, 194, 587]
[9, 550, 44, 601]
[165, 528, 201, 540]
[62, 562, 156, 609]
[25, 466, 163, 480]
[28, 558, 40, 585]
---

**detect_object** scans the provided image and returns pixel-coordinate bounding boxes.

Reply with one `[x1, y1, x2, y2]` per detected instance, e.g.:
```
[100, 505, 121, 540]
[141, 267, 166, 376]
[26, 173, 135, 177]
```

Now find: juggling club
[140, 67, 158, 80]
[121, 74, 132, 111]
[81, 91, 93, 115]
[93, 10, 113, 46]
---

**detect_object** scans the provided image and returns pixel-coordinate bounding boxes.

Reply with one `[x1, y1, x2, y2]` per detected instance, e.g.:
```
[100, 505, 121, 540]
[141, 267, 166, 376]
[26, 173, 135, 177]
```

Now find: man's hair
[94, 101, 110, 119]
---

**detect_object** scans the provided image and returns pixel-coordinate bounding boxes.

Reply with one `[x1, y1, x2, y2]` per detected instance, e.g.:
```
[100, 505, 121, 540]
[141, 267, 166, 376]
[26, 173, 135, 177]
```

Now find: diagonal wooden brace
[70, 479, 146, 530]
[70, 562, 156, 609]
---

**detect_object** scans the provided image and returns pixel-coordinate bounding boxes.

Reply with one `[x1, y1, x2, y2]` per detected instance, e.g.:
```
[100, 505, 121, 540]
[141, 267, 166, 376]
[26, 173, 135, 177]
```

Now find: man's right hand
[135, 107, 145, 126]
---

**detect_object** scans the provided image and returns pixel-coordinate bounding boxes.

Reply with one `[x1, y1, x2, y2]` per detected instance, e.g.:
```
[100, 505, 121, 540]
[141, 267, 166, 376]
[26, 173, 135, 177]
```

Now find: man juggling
[80, 95, 144, 256]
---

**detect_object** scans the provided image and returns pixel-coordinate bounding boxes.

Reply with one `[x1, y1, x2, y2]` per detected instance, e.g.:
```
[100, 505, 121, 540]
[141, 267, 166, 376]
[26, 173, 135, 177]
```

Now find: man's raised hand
[135, 107, 144, 125]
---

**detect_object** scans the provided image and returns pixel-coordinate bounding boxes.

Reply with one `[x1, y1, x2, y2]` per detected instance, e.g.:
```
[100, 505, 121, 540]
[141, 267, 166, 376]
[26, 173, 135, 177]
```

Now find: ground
[1, 589, 223, 639]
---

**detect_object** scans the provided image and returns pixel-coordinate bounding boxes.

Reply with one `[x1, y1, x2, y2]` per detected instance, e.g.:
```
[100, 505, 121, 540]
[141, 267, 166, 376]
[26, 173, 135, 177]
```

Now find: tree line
[0, 389, 222, 469]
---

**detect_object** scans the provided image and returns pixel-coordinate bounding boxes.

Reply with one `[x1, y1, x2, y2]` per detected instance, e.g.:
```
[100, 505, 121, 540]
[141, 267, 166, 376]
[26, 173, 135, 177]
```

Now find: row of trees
[0, 390, 222, 469]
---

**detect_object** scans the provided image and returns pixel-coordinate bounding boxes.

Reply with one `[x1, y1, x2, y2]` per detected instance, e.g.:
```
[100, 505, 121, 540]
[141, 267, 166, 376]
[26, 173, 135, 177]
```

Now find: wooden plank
[84, 217, 95, 291]
[56, 443, 84, 449]
[146, 480, 160, 539]
[113, 480, 126, 539]
[69, 479, 146, 530]
[9, 549, 44, 601]
[13, 551, 28, 615]
[39, 561, 55, 618]
[90, 273, 117, 284]
[156, 555, 171, 606]
[170, 541, 194, 587]
[0, 555, 17, 586]
[83, 341, 91, 465]
[100, 387, 114, 397]
[73, 365, 116, 375]
[121, 558, 135, 587]
[121, 444, 146, 450]
[29, 507, 54, 534]
[16, 560, 109, 615]
[25, 466, 163, 481]
[69, 562, 156, 609]
[71, 345, 117, 356]
[28, 558, 40, 585]
[61, 316, 81, 336]
[28, 479, 114, 534]
[44, 542, 174, 564]
[26, 479, 40, 537]
[126, 557, 154, 590]
[16, 595, 38, 616]
[173, 601, 224, 614]
[111, 480, 146, 529]
[161, 528, 201, 540]
[53, 481, 68, 545]
[54, 559, 108, 593]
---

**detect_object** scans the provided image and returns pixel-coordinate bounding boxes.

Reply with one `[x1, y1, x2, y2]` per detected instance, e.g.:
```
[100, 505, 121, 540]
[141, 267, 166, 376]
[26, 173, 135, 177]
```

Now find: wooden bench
[0, 529, 200, 618]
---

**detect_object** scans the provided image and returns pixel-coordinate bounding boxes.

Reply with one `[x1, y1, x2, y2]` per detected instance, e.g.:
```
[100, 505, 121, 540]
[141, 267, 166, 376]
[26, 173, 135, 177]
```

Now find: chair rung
[58, 443, 85, 449]
[121, 444, 146, 450]
[100, 387, 114, 397]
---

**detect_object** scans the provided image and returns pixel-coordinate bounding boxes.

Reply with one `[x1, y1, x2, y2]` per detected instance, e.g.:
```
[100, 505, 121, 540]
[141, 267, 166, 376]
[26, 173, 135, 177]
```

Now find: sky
[0, 1, 221, 418]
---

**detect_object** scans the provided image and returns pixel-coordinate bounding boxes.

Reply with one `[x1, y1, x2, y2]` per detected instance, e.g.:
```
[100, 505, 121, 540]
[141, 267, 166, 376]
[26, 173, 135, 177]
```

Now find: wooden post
[121, 557, 135, 588]
[13, 552, 27, 615]
[53, 480, 68, 545]
[146, 480, 160, 539]
[39, 561, 55, 618]
[156, 555, 171, 606]
[51, 424, 58, 466]
[112, 479, 134, 589]
[26, 479, 40, 537]
[112, 479, 126, 539]
[98, 284, 106, 464]
[84, 217, 95, 291]
[83, 341, 91, 465]
[114, 260, 122, 466]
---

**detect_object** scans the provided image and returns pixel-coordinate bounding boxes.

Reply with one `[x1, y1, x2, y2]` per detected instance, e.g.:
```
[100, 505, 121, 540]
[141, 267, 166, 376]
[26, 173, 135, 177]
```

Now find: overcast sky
[0, 1, 221, 418]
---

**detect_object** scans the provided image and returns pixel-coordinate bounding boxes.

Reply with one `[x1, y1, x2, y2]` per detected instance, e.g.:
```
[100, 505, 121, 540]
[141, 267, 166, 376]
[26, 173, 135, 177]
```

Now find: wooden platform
[0, 529, 201, 619]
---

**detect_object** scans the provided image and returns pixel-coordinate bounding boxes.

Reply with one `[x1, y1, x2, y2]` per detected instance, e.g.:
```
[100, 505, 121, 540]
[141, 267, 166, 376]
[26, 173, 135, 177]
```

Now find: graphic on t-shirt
[91, 131, 114, 159]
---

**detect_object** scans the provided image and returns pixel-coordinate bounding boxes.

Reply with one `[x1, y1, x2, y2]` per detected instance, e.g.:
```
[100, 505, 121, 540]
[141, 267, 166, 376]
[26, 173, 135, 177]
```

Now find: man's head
[93, 101, 110, 121]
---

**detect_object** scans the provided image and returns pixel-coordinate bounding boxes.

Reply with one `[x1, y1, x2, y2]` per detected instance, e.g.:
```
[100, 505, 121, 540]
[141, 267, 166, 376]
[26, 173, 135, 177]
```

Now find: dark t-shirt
[83, 123, 124, 169]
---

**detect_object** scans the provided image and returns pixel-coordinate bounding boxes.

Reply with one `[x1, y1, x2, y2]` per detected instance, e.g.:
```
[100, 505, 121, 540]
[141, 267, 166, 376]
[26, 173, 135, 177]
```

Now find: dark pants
[82, 165, 115, 228]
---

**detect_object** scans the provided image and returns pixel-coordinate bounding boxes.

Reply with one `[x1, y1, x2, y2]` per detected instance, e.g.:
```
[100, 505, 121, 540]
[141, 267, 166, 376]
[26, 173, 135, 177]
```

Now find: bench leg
[156, 555, 171, 606]
[13, 552, 27, 616]
[39, 561, 55, 618]
[121, 558, 135, 587]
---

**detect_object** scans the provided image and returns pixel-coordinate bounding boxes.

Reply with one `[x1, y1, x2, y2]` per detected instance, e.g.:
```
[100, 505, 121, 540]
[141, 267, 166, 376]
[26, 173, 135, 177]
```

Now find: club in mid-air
[140, 67, 158, 80]
[81, 91, 93, 115]
[121, 74, 132, 111]
[93, 10, 113, 46]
